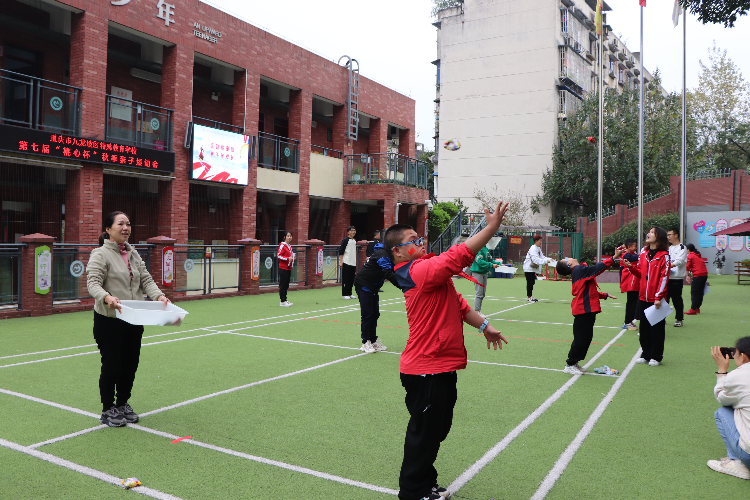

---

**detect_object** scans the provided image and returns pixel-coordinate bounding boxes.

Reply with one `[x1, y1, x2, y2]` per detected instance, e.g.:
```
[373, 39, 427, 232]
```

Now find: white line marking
[218, 308, 362, 333]
[29, 425, 106, 449]
[465, 359, 618, 376]
[0, 437, 187, 499]
[223, 331, 363, 351]
[129, 424, 399, 496]
[447, 328, 627, 496]
[0, 387, 99, 418]
[491, 318, 623, 330]
[484, 302, 534, 317]
[529, 348, 642, 500]
[140, 352, 367, 417]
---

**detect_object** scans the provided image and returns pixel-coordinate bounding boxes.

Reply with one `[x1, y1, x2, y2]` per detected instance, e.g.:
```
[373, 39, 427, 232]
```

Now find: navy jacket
[354, 243, 398, 293]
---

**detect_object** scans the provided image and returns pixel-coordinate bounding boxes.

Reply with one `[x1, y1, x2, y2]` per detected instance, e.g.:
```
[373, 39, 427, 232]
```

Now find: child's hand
[654, 299, 662, 309]
[483, 325, 508, 350]
[622, 259, 632, 268]
[607, 293, 617, 300]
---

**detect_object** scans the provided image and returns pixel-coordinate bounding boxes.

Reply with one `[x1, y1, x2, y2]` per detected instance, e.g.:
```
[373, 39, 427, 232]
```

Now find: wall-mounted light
[211, 92, 220, 101]
[208, 204, 216, 213]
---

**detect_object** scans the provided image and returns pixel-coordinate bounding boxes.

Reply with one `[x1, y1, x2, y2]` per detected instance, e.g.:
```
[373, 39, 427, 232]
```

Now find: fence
[0, 245, 24, 308]
[429, 211, 463, 255]
[311, 144, 343, 159]
[344, 153, 429, 189]
[258, 132, 299, 172]
[105, 95, 173, 151]
[258, 245, 308, 287]
[321, 246, 342, 283]
[173, 245, 242, 296]
[51, 244, 153, 302]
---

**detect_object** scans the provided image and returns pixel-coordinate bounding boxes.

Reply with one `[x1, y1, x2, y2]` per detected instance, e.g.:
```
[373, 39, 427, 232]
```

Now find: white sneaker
[636, 358, 647, 364]
[371, 339, 387, 351]
[707, 458, 750, 480]
[343, 296, 351, 299]
[648, 359, 660, 366]
[527, 297, 539, 303]
[349, 295, 357, 299]
[563, 364, 585, 375]
[279, 301, 293, 307]
[360, 341, 376, 354]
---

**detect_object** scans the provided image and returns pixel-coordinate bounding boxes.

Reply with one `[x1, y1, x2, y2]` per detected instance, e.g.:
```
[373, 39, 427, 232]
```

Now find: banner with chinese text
[191, 124, 249, 185]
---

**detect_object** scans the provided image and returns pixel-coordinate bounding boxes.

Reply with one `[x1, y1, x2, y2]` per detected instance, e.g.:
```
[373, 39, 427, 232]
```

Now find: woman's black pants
[279, 268, 291, 302]
[93, 312, 144, 413]
[525, 271, 536, 297]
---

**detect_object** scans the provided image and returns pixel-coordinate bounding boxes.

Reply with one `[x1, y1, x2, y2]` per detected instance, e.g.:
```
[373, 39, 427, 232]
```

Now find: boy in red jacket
[555, 246, 624, 375]
[622, 227, 671, 366]
[385, 200, 509, 500]
[685, 243, 708, 314]
[619, 238, 640, 331]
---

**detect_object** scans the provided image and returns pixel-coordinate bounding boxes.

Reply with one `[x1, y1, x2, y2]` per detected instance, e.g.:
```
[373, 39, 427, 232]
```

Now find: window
[326, 127, 333, 142]
[259, 112, 265, 133]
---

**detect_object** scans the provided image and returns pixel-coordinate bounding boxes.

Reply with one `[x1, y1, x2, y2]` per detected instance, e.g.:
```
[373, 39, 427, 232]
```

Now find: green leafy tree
[679, 0, 750, 27]
[540, 73, 697, 231]
[689, 43, 750, 171]
[428, 200, 463, 241]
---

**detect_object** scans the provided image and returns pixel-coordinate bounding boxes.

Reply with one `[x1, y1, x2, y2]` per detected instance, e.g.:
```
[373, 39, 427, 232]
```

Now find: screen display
[191, 124, 249, 185]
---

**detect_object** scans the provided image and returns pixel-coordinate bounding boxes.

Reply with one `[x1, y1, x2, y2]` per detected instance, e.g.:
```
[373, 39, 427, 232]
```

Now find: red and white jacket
[277, 242, 294, 271]
[619, 252, 640, 293]
[628, 246, 670, 303]
[686, 251, 708, 277]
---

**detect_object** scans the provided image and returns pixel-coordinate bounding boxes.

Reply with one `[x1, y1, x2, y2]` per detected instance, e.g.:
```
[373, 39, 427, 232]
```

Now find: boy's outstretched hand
[484, 325, 508, 350]
[484, 200, 510, 231]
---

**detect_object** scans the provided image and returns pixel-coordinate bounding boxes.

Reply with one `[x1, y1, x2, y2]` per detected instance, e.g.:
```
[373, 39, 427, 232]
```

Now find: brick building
[0, 0, 429, 250]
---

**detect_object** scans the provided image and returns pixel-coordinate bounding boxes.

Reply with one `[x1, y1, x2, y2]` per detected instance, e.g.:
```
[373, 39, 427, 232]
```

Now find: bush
[428, 207, 451, 241]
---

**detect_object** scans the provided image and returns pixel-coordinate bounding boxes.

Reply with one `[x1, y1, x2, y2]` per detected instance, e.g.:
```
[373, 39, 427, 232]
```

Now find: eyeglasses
[393, 237, 425, 249]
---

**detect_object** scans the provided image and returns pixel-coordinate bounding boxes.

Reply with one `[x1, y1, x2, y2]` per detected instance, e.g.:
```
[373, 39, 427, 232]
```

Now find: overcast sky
[202, 0, 749, 152]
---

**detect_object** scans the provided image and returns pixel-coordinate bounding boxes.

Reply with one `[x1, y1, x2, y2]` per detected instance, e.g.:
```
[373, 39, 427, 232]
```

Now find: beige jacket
[715, 362, 750, 454]
[86, 240, 163, 317]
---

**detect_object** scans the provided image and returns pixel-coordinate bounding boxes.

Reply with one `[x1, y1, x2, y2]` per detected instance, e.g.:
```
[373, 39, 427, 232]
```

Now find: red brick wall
[106, 60, 162, 107]
[259, 104, 288, 135]
[192, 83, 233, 125]
[310, 124, 333, 149]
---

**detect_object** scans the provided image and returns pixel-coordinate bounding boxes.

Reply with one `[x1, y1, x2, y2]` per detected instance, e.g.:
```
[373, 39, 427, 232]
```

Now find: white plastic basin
[116, 300, 189, 326]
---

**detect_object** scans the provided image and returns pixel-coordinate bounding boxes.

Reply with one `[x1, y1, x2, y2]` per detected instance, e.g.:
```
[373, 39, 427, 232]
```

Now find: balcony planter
[352, 174, 361, 181]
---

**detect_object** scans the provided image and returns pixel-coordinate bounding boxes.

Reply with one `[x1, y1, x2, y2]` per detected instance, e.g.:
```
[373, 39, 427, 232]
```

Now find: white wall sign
[265, 257, 273, 270]
[110, 86, 133, 122]
[69, 260, 84, 278]
[157, 0, 175, 26]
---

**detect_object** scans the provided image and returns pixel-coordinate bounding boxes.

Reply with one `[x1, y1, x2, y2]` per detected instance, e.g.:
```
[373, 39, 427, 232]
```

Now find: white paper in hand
[643, 301, 673, 326]
[704, 282, 710, 296]
[548, 260, 558, 267]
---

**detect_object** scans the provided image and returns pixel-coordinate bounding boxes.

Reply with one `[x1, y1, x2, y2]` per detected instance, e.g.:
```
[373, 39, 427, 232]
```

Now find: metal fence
[311, 144, 343, 159]
[0, 244, 24, 308]
[257, 245, 308, 287]
[105, 95, 173, 151]
[344, 153, 429, 189]
[51, 244, 153, 302]
[321, 245, 342, 283]
[258, 132, 299, 172]
[173, 245, 242, 296]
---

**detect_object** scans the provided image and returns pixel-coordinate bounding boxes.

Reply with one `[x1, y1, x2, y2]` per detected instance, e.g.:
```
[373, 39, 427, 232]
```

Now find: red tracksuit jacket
[570, 258, 613, 315]
[628, 247, 670, 303]
[619, 252, 640, 293]
[277, 242, 293, 271]
[394, 244, 474, 375]
[687, 252, 708, 277]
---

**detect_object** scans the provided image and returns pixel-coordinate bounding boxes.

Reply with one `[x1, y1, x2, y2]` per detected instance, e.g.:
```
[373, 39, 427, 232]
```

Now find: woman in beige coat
[86, 211, 168, 427]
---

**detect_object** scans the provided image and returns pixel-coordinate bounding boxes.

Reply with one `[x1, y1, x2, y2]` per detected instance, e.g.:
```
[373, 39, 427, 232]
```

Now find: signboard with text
[0, 124, 175, 173]
[191, 124, 249, 185]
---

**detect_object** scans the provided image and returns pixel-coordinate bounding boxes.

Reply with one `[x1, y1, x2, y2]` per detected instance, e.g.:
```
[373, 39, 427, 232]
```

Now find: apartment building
[433, 0, 660, 223]
[0, 0, 429, 249]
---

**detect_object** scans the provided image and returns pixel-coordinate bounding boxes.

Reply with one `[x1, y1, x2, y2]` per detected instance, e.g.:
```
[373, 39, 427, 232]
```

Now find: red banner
[162, 246, 174, 287]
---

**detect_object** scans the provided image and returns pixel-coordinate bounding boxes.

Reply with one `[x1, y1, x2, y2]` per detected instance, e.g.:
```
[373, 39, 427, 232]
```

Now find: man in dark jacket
[556, 245, 624, 375]
[354, 240, 399, 353]
[366, 230, 382, 257]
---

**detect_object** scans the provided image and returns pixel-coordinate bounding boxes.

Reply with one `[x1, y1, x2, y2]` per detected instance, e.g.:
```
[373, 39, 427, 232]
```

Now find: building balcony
[618, 52, 627, 61]
[310, 149, 343, 199]
[559, 45, 591, 94]
[105, 95, 173, 151]
[258, 131, 299, 173]
[345, 153, 428, 190]
[626, 60, 635, 68]
[0, 68, 81, 136]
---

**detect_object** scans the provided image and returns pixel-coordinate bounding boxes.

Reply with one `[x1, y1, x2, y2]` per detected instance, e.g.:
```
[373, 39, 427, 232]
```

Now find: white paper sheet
[704, 283, 710, 296]
[643, 301, 673, 326]
[548, 260, 558, 267]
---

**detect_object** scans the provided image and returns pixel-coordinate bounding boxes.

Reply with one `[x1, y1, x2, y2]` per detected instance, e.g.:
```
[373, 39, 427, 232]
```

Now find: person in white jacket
[666, 228, 688, 327]
[708, 338, 750, 480]
[523, 235, 551, 302]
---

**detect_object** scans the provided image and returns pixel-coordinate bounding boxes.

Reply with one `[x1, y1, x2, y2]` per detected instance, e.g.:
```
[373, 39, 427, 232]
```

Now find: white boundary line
[529, 348, 643, 500]
[0, 437, 187, 500]
[446, 328, 627, 496]
[490, 318, 623, 330]
[0, 387, 99, 418]
[129, 424, 399, 496]
[223, 331, 362, 351]
[29, 425, 106, 449]
[140, 352, 367, 417]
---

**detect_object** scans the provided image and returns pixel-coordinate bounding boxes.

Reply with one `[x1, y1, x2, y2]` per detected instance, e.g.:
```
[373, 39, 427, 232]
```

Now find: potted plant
[351, 167, 362, 181]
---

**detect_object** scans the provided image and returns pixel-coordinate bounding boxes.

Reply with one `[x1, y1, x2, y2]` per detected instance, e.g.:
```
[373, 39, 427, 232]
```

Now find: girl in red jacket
[277, 231, 294, 307]
[685, 243, 708, 315]
[623, 227, 671, 366]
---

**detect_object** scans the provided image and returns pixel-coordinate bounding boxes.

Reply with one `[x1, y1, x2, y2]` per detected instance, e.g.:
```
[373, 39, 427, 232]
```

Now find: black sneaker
[117, 403, 140, 423]
[100, 406, 126, 427]
[674, 320, 683, 327]
[432, 483, 450, 498]
[420, 493, 442, 500]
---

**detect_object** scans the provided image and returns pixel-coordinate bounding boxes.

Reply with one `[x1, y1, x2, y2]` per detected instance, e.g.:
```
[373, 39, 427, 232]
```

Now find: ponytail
[98, 232, 110, 247]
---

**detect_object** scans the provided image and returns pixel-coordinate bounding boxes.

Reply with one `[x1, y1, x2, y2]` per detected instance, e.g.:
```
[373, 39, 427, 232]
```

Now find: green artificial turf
[1, 274, 749, 499]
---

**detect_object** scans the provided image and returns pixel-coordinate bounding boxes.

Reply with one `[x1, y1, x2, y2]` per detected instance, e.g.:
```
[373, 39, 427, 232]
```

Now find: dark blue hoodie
[354, 242, 399, 293]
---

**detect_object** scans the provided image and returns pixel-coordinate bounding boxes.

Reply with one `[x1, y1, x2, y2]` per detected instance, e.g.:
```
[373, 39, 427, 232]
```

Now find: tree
[431, 0, 463, 18]
[689, 43, 750, 171]
[428, 200, 463, 241]
[473, 185, 532, 227]
[539, 73, 697, 231]
[679, 0, 750, 28]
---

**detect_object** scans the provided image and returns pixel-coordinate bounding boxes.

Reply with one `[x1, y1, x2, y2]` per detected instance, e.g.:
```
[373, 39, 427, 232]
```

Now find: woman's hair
[99, 211, 127, 246]
[532, 234, 542, 243]
[686, 243, 696, 253]
[650, 227, 669, 252]
[283, 231, 292, 240]
[735, 336, 750, 358]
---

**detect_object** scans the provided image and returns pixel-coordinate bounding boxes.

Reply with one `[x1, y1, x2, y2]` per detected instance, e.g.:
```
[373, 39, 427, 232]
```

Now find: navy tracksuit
[353, 243, 399, 344]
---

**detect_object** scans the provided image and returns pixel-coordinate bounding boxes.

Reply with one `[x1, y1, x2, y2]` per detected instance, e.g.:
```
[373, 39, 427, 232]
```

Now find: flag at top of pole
[672, 0, 682, 26]
[595, 0, 602, 35]
[639, 0, 646, 6]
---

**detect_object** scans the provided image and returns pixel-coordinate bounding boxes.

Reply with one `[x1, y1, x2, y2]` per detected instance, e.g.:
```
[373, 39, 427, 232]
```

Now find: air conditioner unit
[130, 68, 162, 84]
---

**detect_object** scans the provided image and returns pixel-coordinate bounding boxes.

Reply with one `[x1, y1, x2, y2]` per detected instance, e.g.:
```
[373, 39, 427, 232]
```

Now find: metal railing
[258, 245, 307, 287]
[587, 205, 616, 223]
[193, 116, 243, 134]
[258, 132, 299, 172]
[559, 45, 591, 94]
[173, 244, 242, 296]
[105, 95, 173, 151]
[51, 244, 153, 301]
[0, 244, 24, 308]
[628, 187, 673, 209]
[0, 68, 81, 136]
[429, 211, 463, 255]
[321, 245, 342, 283]
[686, 168, 732, 181]
[345, 153, 429, 189]
[311, 144, 343, 159]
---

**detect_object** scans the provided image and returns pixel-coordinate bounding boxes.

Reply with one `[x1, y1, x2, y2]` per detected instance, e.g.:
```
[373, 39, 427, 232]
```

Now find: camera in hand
[720, 347, 736, 359]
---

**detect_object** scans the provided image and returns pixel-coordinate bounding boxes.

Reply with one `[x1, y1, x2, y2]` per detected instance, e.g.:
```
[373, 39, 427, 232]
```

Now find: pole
[637, 6, 644, 251]
[597, 14, 604, 262]
[680, 8, 687, 240]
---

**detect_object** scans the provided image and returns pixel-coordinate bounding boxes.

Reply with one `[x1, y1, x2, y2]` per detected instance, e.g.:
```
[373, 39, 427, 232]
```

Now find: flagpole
[637, 6, 644, 251]
[597, 11, 603, 262]
[680, 7, 687, 241]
